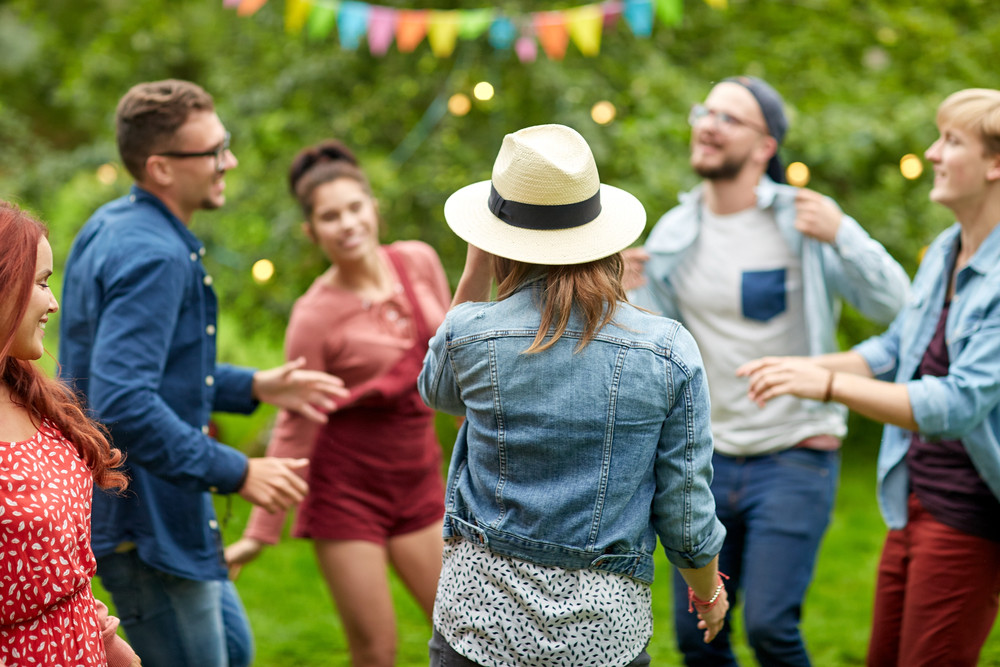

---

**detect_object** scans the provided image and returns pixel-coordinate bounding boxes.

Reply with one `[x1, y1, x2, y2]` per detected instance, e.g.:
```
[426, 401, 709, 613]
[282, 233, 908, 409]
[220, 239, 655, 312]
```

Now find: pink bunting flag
[223, 0, 241, 8]
[368, 6, 397, 56]
[515, 36, 538, 63]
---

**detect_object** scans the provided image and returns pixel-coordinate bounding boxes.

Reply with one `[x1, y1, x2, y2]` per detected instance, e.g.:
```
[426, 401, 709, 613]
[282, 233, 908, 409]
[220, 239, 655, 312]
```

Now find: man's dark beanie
[723, 76, 788, 183]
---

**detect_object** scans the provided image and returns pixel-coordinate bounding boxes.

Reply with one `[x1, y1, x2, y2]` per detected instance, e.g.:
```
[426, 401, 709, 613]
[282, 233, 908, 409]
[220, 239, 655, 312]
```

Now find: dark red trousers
[867, 493, 1000, 667]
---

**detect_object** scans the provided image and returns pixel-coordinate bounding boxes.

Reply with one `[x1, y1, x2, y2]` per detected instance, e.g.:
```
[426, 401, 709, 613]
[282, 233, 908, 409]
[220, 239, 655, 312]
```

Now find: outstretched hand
[239, 457, 309, 514]
[737, 356, 832, 407]
[225, 537, 266, 581]
[253, 356, 349, 423]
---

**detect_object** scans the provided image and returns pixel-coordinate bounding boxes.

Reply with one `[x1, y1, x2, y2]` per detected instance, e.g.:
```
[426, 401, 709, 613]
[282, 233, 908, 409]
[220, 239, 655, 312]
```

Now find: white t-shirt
[434, 539, 652, 667]
[671, 204, 845, 456]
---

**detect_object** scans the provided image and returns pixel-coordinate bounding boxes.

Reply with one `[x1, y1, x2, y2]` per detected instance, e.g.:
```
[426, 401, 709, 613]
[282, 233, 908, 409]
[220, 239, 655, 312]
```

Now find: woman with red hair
[0, 201, 139, 666]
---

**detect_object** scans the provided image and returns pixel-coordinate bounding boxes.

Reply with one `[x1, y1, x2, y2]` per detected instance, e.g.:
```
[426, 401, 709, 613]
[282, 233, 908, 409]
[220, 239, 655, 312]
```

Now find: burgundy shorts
[293, 447, 445, 545]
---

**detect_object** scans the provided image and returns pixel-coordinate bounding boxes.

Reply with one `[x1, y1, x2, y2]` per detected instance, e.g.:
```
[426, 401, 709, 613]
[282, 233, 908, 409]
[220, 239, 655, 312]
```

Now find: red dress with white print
[1, 420, 107, 666]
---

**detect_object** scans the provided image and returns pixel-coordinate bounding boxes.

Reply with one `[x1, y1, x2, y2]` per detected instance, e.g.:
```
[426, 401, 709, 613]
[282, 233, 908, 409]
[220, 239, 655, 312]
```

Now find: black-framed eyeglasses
[156, 132, 231, 173]
[689, 104, 768, 135]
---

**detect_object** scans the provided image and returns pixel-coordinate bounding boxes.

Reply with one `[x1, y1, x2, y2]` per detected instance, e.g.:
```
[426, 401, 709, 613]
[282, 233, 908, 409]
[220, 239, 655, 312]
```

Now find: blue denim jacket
[855, 222, 1000, 529]
[418, 284, 725, 584]
[59, 186, 254, 581]
[632, 177, 909, 355]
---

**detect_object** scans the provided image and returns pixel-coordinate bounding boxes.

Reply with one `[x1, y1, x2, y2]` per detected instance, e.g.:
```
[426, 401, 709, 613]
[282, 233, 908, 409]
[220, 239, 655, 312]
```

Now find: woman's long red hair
[0, 201, 127, 491]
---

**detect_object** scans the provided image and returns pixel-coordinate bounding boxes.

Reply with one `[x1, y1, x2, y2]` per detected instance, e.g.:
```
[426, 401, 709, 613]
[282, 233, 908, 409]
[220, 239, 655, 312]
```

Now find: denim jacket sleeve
[819, 212, 910, 325]
[652, 325, 726, 570]
[418, 308, 467, 416]
[87, 250, 248, 493]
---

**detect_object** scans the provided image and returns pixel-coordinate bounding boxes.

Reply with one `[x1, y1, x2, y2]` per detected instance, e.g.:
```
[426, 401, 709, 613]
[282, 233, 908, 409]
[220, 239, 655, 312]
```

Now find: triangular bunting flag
[237, 0, 268, 16]
[285, 0, 312, 34]
[534, 11, 569, 60]
[396, 9, 428, 52]
[307, 3, 339, 41]
[489, 17, 517, 49]
[623, 0, 654, 37]
[566, 5, 603, 56]
[428, 10, 460, 57]
[458, 8, 494, 40]
[368, 6, 396, 55]
[338, 1, 370, 49]
[654, 0, 683, 25]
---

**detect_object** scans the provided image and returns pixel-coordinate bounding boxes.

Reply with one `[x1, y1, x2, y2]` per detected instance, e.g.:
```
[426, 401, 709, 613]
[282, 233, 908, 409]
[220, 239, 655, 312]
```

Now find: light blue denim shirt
[632, 177, 910, 355]
[418, 283, 725, 585]
[854, 222, 1000, 529]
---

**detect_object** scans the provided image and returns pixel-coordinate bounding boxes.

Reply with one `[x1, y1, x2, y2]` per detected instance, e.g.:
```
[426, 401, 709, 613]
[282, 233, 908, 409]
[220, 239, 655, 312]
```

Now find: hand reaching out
[253, 356, 349, 423]
[737, 356, 833, 407]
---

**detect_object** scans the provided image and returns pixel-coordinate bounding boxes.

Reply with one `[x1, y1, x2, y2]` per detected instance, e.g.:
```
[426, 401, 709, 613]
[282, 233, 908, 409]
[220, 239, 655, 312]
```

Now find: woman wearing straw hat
[419, 124, 728, 666]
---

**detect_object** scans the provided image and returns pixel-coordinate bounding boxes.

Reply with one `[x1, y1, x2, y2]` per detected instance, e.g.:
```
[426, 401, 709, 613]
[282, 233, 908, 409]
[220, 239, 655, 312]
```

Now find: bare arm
[677, 555, 729, 643]
[737, 352, 918, 431]
[451, 244, 494, 307]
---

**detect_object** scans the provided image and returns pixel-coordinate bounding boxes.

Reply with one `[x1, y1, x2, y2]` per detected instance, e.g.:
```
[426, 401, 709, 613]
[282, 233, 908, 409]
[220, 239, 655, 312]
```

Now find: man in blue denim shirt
[59, 80, 347, 667]
[630, 77, 909, 666]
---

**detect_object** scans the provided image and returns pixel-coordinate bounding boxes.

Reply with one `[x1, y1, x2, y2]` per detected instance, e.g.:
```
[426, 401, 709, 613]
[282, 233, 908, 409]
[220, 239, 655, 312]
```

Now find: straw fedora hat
[444, 124, 646, 265]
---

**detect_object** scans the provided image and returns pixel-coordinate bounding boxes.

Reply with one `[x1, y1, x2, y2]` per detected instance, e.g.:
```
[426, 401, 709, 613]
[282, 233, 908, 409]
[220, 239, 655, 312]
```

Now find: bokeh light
[448, 93, 471, 116]
[900, 153, 923, 180]
[96, 163, 118, 185]
[473, 81, 495, 101]
[590, 101, 616, 125]
[252, 259, 275, 284]
[786, 161, 810, 187]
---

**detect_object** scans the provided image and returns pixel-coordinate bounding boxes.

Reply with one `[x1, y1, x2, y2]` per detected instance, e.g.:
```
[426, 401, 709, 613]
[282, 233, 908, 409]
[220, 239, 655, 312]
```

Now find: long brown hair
[0, 202, 127, 491]
[493, 253, 627, 354]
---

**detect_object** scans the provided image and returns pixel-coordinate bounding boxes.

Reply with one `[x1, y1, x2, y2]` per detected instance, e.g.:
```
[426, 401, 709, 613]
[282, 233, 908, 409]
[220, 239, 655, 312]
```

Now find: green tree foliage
[1, 0, 995, 354]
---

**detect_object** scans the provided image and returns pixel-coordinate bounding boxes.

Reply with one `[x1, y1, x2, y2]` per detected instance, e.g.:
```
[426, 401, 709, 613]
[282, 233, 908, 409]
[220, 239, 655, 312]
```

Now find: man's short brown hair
[116, 79, 215, 181]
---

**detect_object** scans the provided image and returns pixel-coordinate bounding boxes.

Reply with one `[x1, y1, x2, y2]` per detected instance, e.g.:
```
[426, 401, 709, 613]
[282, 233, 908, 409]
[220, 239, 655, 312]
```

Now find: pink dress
[1, 420, 107, 666]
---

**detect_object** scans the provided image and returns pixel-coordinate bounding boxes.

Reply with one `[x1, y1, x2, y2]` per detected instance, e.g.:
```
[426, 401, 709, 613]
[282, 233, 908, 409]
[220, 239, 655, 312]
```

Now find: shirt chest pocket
[742, 268, 787, 322]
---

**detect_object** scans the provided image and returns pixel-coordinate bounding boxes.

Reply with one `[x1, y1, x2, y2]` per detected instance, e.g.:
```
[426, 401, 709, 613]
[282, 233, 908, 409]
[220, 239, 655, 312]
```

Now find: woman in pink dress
[0, 201, 139, 667]
[225, 141, 450, 666]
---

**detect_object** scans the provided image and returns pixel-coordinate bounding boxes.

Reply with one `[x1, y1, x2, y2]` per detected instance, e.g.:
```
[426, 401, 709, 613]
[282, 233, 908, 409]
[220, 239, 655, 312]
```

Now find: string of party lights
[223, 0, 729, 61]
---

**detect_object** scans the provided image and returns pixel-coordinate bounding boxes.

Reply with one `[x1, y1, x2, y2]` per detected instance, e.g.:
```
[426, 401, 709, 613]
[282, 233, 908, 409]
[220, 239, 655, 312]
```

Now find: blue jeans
[97, 550, 254, 667]
[672, 448, 839, 667]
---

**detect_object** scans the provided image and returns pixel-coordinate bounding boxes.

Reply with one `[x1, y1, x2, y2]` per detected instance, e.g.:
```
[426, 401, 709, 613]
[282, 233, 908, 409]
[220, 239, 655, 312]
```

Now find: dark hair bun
[289, 140, 359, 193]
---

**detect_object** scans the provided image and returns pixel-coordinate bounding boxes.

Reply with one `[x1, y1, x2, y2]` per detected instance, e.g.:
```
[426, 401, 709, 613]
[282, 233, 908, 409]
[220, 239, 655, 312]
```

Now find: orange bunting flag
[427, 10, 460, 57]
[396, 9, 429, 52]
[284, 0, 312, 34]
[566, 4, 603, 56]
[534, 11, 569, 60]
[237, 0, 268, 16]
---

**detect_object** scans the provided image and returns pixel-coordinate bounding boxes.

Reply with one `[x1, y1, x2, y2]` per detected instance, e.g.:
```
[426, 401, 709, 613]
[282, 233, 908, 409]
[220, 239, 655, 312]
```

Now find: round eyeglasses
[688, 104, 769, 135]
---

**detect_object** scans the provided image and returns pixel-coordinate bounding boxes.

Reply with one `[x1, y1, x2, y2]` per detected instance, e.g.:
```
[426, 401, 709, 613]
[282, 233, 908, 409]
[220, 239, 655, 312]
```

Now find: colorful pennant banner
[227, 0, 722, 61]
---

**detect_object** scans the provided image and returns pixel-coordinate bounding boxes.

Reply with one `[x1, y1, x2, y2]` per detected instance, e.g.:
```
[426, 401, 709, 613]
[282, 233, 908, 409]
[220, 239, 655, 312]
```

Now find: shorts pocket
[742, 268, 787, 322]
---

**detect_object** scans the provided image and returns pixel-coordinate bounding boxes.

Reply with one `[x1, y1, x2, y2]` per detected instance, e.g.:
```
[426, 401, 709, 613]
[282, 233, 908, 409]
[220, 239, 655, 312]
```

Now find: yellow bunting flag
[396, 9, 428, 52]
[703, 0, 728, 9]
[284, 0, 312, 34]
[566, 4, 603, 57]
[534, 11, 569, 60]
[428, 10, 460, 57]
[237, 0, 268, 16]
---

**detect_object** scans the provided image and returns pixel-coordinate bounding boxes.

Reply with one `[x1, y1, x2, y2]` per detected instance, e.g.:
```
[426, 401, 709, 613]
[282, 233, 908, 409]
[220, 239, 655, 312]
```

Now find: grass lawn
[93, 427, 1000, 665]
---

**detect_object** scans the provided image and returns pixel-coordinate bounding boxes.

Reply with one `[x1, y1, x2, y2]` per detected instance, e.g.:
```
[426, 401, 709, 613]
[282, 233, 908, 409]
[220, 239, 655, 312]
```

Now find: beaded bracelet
[688, 572, 729, 613]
